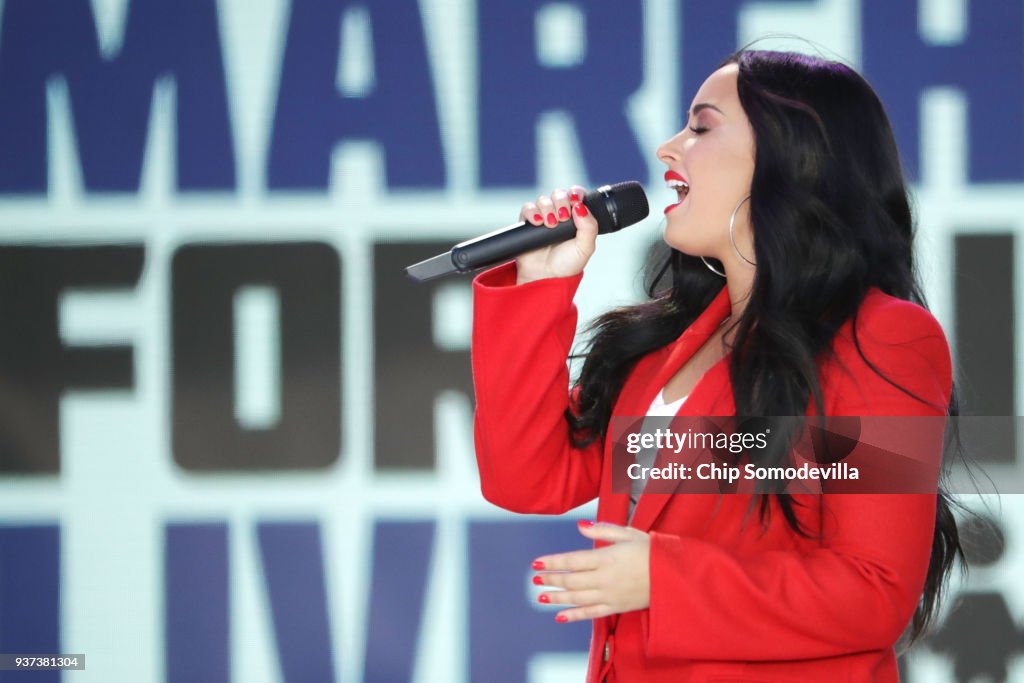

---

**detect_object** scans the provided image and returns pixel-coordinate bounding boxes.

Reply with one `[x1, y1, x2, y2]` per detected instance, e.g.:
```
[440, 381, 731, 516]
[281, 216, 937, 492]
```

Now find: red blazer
[471, 262, 953, 683]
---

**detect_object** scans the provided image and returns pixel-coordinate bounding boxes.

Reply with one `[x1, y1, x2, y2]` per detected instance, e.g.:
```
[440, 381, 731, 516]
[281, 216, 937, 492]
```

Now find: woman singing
[470, 48, 963, 682]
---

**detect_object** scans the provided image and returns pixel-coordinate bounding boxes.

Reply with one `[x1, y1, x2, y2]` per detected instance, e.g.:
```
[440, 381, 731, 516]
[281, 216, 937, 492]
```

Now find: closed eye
[689, 126, 709, 135]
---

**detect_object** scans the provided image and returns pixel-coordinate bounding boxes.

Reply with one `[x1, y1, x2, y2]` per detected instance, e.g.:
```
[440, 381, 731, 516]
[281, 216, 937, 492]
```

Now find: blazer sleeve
[471, 262, 603, 514]
[644, 296, 954, 661]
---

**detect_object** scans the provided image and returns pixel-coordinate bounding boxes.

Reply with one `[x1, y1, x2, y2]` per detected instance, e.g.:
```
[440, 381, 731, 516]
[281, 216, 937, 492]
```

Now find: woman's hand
[532, 521, 651, 623]
[516, 185, 600, 285]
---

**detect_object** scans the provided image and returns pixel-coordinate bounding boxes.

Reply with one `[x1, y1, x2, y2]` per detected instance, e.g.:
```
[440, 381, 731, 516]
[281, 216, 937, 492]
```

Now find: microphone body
[405, 181, 649, 282]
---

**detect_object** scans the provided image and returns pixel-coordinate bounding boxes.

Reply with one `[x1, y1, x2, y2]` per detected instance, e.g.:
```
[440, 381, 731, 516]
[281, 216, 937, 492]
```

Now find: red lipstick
[663, 170, 690, 214]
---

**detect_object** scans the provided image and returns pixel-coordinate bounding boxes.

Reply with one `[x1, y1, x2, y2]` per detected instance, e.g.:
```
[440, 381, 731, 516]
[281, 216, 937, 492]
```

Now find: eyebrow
[688, 103, 724, 118]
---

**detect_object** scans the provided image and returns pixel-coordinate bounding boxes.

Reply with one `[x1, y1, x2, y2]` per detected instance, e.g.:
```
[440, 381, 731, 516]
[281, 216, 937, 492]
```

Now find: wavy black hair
[566, 48, 964, 646]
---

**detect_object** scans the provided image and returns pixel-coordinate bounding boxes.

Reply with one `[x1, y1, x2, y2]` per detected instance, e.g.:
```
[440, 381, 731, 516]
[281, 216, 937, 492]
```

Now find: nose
[657, 130, 684, 165]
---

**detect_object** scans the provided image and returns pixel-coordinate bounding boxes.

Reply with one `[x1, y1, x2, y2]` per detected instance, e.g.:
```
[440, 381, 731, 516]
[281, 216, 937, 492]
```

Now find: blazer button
[603, 641, 611, 662]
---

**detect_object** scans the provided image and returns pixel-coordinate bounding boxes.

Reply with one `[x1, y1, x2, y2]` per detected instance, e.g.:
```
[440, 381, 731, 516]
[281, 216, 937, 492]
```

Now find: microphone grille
[587, 181, 650, 234]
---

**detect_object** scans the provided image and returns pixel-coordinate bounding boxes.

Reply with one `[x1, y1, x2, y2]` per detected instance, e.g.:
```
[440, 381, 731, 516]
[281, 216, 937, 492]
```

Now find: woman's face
[657, 63, 756, 264]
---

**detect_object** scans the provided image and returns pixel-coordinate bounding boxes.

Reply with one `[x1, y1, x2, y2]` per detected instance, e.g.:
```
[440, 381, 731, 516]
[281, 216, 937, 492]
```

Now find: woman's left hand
[532, 521, 651, 623]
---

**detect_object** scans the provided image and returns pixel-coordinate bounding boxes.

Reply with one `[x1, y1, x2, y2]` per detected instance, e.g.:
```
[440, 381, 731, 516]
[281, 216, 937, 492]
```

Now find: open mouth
[664, 171, 690, 214]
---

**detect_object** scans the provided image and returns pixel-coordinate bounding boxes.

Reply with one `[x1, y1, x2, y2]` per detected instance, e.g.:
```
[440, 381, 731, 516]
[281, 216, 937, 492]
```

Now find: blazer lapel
[625, 285, 733, 532]
[591, 285, 731, 635]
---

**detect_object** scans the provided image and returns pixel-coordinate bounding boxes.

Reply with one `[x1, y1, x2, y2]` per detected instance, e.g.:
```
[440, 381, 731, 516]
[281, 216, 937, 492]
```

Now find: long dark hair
[566, 49, 964, 645]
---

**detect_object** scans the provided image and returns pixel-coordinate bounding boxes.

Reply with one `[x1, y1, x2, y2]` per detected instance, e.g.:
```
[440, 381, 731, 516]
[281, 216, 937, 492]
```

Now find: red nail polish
[558, 206, 570, 220]
[538, 594, 550, 604]
[574, 203, 589, 218]
[578, 519, 595, 528]
[546, 212, 557, 226]
[533, 213, 543, 223]
[556, 614, 569, 623]
[569, 191, 580, 202]
[532, 560, 545, 570]
[532, 575, 544, 585]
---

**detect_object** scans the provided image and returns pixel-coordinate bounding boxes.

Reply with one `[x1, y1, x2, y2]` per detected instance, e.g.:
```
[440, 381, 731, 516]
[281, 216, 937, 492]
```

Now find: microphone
[405, 181, 650, 282]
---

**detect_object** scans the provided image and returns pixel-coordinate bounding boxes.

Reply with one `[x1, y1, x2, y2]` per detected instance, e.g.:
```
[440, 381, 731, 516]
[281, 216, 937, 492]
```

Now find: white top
[647, 388, 688, 416]
[628, 388, 689, 520]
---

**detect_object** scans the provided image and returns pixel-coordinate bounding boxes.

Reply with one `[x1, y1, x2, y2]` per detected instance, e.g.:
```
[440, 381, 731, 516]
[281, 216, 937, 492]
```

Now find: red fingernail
[558, 206, 570, 220]
[533, 213, 543, 223]
[538, 594, 550, 604]
[578, 519, 595, 528]
[556, 614, 569, 623]
[532, 575, 544, 585]
[532, 560, 545, 570]
[569, 191, 580, 202]
[574, 203, 589, 218]
[546, 212, 557, 226]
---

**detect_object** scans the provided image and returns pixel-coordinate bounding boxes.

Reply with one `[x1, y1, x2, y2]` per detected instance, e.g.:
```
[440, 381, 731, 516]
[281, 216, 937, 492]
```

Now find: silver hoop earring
[730, 194, 755, 266]
[701, 255, 726, 278]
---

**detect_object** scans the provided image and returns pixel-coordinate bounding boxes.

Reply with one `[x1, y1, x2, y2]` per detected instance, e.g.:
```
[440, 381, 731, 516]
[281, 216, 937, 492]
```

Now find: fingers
[520, 200, 543, 225]
[567, 186, 598, 259]
[528, 520, 652, 624]
[577, 520, 645, 544]
[533, 547, 604, 572]
[535, 567, 598, 591]
[514, 184, 596, 283]
[537, 588, 604, 608]
[568, 185, 586, 206]
[537, 580, 613, 623]
[536, 194, 558, 227]
[531, 522, 640, 572]
[553, 604, 614, 624]
[523, 188, 577, 227]
[551, 189, 572, 224]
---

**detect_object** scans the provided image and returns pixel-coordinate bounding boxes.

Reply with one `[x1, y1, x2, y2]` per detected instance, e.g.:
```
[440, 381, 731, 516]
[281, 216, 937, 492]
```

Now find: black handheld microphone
[405, 181, 649, 282]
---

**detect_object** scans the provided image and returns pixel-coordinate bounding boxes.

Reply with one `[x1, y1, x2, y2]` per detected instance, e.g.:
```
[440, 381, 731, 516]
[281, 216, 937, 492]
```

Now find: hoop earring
[701, 255, 726, 278]
[730, 194, 756, 266]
